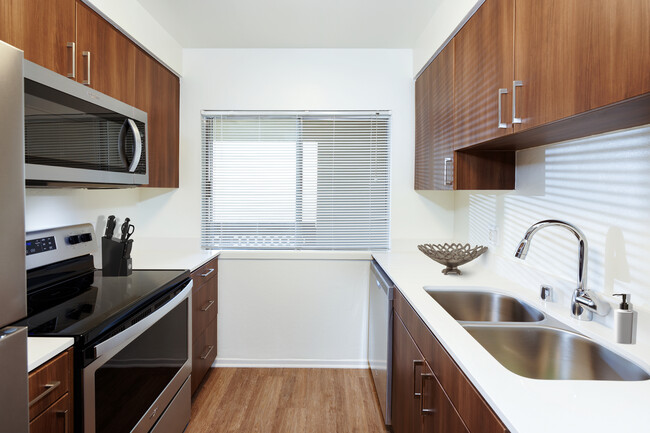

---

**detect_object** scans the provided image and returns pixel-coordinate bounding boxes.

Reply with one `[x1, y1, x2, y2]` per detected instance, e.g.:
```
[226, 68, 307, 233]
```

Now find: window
[201, 111, 390, 250]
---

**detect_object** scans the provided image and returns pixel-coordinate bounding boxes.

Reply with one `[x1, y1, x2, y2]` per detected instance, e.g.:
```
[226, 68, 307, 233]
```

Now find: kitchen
[1, 0, 649, 432]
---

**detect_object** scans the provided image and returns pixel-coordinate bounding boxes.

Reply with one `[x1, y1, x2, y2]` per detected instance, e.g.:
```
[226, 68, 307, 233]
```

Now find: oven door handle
[94, 280, 193, 360]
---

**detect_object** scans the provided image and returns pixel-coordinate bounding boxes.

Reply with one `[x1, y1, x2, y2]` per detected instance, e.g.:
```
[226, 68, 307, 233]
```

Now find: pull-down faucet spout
[514, 220, 609, 321]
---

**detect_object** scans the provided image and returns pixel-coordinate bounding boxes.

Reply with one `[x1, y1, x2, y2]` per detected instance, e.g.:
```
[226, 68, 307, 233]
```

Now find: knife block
[102, 237, 133, 277]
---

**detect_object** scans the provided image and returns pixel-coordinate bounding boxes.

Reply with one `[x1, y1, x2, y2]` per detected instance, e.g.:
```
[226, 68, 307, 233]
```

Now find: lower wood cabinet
[29, 347, 73, 433]
[393, 288, 508, 433]
[190, 256, 219, 394]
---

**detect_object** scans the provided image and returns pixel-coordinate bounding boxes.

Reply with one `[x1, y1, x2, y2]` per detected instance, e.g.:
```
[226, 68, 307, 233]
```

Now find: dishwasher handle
[371, 261, 394, 298]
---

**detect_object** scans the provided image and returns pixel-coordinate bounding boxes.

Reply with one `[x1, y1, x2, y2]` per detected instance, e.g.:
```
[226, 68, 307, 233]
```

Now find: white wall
[412, 0, 479, 76]
[454, 125, 650, 326]
[83, 0, 183, 74]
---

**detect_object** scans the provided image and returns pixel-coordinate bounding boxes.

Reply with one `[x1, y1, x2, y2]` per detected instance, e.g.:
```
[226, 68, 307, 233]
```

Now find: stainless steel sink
[426, 290, 545, 322]
[465, 325, 650, 381]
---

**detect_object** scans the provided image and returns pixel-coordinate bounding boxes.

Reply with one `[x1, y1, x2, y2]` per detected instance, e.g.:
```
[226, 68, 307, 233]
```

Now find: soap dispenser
[613, 293, 637, 344]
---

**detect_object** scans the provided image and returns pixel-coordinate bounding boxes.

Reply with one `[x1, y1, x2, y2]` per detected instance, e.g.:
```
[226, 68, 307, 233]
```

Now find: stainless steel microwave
[23, 60, 148, 187]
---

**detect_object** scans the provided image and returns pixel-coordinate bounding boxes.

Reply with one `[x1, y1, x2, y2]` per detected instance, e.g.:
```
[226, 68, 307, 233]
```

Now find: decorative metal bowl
[418, 243, 488, 275]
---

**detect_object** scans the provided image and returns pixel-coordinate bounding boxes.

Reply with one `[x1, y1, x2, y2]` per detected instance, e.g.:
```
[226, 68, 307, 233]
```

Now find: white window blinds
[201, 111, 391, 250]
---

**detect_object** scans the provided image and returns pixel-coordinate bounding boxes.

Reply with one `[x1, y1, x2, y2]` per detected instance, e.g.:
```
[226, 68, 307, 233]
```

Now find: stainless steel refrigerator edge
[368, 260, 394, 426]
[0, 41, 29, 433]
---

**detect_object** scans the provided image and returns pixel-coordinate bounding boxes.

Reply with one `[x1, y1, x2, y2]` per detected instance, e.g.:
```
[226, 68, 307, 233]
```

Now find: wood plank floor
[186, 368, 387, 433]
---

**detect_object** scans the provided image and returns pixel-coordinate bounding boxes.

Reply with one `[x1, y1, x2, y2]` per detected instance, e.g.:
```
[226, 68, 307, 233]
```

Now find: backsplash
[455, 124, 650, 312]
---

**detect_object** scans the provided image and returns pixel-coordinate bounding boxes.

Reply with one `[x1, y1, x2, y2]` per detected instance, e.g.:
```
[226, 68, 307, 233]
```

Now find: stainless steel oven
[18, 223, 193, 433]
[83, 282, 192, 433]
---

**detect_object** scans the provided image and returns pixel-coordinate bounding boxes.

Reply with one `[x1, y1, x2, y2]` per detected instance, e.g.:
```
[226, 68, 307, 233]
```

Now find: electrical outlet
[488, 225, 499, 247]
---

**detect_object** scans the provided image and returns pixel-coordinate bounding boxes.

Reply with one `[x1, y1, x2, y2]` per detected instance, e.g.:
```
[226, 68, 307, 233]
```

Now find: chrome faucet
[514, 220, 610, 321]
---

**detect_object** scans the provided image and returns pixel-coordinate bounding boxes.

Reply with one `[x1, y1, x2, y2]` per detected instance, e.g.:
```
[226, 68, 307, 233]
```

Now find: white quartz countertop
[28, 337, 73, 372]
[371, 251, 650, 433]
[127, 237, 220, 272]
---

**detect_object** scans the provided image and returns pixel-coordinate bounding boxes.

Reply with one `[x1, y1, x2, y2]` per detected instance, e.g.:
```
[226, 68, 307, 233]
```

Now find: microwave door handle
[118, 119, 142, 173]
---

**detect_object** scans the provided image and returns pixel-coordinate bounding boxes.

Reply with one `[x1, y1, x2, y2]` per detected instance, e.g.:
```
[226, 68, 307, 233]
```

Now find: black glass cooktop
[17, 263, 190, 347]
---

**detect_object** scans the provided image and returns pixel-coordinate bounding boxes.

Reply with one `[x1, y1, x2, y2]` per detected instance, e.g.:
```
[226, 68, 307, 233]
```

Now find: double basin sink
[426, 289, 650, 381]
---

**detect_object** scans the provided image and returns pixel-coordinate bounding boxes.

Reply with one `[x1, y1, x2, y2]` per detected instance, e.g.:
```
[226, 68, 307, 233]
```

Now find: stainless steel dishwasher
[368, 260, 394, 427]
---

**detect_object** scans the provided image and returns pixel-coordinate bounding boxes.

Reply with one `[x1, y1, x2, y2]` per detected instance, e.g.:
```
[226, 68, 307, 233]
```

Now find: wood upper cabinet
[414, 41, 454, 190]
[135, 49, 180, 188]
[75, 0, 136, 105]
[453, 0, 514, 148]
[514, 0, 650, 131]
[0, 0, 75, 77]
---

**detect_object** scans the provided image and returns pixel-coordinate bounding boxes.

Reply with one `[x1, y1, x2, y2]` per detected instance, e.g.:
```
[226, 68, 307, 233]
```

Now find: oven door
[83, 281, 192, 433]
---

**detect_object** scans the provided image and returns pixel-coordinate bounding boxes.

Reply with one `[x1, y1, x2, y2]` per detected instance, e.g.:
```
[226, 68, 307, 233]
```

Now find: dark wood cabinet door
[414, 65, 432, 190]
[454, 0, 514, 148]
[421, 363, 469, 433]
[76, 0, 136, 105]
[392, 311, 423, 433]
[0, 0, 75, 77]
[429, 41, 455, 190]
[135, 49, 180, 188]
[414, 41, 454, 190]
[514, 0, 650, 131]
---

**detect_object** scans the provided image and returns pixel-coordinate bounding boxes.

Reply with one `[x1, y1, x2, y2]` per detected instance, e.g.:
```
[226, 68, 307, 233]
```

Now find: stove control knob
[67, 235, 80, 245]
[80, 233, 93, 242]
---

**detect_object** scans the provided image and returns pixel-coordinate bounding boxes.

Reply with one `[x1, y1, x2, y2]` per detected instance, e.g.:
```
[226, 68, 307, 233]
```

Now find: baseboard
[212, 358, 369, 369]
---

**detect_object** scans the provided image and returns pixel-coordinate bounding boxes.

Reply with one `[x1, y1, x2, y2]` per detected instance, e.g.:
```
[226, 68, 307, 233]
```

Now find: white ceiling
[135, 0, 441, 48]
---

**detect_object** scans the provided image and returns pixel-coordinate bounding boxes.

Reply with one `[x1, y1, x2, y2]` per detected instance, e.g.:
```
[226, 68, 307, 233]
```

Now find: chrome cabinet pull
[82, 51, 91, 85]
[512, 80, 523, 124]
[420, 373, 436, 416]
[56, 409, 69, 433]
[412, 360, 423, 398]
[200, 300, 215, 312]
[67, 42, 76, 79]
[200, 345, 214, 360]
[29, 380, 61, 407]
[498, 88, 508, 128]
[443, 157, 453, 186]
[201, 268, 215, 278]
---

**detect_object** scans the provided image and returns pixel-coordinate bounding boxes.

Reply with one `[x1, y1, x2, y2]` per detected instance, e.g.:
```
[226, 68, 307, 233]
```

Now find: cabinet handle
[420, 373, 437, 416]
[67, 42, 76, 79]
[82, 51, 91, 86]
[200, 300, 215, 312]
[29, 381, 61, 407]
[200, 345, 214, 360]
[201, 268, 215, 278]
[56, 409, 69, 433]
[412, 360, 423, 398]
[512, 80, 523, 124]
[497, 88, 508, 128]
[443, 157, 453, 186]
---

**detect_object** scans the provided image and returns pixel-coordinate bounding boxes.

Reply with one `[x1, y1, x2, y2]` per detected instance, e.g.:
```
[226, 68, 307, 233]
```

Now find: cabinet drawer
[394, 289, 507, 433]
[192, 276, 218, 339]
[29, 348, 72, 420]
[29, 393, 71, 433]
[191, 317, 218, 394]
[191, 257, 218, 286]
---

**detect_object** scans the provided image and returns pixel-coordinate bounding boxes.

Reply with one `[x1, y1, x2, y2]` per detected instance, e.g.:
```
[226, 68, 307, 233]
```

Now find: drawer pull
[201, 268, 215, 278]
[420, 373, 437, 416]
[200, 300, 215, 312]
[412, 360, 423, 398]
[200, 345, 215, 360]
[56, 409, 69, 433]
[29, 381, 61, 407]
